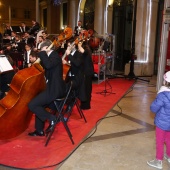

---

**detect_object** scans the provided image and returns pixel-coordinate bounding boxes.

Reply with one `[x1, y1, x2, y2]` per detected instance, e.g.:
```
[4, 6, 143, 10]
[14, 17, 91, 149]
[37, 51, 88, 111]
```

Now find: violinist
[63, 39, 86, 112]
[28, 20, 40, 37]
[78, 41, 94, 110]
[28, 40, 66, 136]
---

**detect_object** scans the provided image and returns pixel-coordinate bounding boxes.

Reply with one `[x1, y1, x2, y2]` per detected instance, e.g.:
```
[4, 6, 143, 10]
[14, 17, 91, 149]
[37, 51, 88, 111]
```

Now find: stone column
[47, 0, 52, 33]
[135, 0, 158, 75]
[94, 0, 105, 35]
[157, 0, 170, 90]
[36, 0, 40, 22]
[68, 0, 78, 30]
[107, 5, 113, 34]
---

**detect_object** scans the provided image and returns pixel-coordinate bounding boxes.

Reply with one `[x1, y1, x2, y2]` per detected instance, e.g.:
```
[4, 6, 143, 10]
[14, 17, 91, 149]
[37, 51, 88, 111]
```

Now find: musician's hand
[28, 63, 32, 67]
[78, 42, 82, 48]
[66, 49, 71, 55]
[62, 59, 67, 64]
[78, 42, 84, 53]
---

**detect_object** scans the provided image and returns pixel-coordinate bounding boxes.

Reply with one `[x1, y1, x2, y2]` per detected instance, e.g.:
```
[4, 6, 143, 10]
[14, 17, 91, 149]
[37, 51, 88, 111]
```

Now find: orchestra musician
[19, 22, 30, 33]
[11, 34, 25, 52]
[28, 51, 40, 67]
[3, 23, 13, 36]
[34, 35, 44, 52]
[28, 20, 40, 37]
[63, 39, 86, 112]
[78, 41, 94, 110]
[74, 21, 83, 37]
[22, 32, 35, 47]
[28, 40, 66, 136]
[23, 44, 33, 68]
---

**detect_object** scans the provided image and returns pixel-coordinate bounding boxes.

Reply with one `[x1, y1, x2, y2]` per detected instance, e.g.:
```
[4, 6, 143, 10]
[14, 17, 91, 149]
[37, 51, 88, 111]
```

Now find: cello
[0, 63, 46, 139]
[53, 26, 73, 48]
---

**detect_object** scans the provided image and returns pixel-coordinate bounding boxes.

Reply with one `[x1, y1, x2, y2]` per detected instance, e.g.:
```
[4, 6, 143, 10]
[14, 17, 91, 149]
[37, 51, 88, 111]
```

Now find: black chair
[45, 81, 74, 146]
[45, 81, 87, 146]
[64, 89, 87, 123]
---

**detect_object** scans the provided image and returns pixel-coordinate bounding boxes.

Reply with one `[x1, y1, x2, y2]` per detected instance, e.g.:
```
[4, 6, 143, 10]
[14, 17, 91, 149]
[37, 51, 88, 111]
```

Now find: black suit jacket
[39, 50, 66, 100]
[20, 26, 30, 33]
[68, 50, 86, 101]
[74, 26, 83, 36]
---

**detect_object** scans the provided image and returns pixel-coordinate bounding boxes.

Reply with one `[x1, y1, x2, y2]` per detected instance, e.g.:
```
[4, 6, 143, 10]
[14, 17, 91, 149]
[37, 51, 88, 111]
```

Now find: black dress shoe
[45, 119, 58, 133]
[28, 130, 45, 136]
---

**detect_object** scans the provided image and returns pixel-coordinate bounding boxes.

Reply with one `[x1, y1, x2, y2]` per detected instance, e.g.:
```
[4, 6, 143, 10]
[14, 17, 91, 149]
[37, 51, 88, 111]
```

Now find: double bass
[0, 63, 46, 139]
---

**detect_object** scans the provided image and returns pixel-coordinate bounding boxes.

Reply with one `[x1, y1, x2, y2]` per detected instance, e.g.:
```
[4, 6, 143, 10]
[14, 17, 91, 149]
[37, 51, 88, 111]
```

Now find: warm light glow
[80, 10, 83, 13]
[108, 0, 114, 6]
[0, 15, 1, 19]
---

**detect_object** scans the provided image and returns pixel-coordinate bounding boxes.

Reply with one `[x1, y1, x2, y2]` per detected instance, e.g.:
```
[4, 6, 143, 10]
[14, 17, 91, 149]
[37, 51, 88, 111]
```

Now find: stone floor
[1, 75, 170, 170]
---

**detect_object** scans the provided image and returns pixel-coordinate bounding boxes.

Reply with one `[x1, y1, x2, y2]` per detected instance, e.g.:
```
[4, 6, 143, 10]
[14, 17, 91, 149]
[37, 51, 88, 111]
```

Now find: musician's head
[78, 21, 82, 27]
[21, 22, 26, 27]
[29, 52, 38, 63]
[40, 40, 54, 50]
[25, 44, 32, 51]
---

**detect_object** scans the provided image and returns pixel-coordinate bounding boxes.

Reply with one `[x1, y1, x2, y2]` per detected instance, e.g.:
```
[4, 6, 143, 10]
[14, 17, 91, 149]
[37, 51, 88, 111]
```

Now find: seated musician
[4, 43, 14, 56]
[11, 35, 25, 52]
[3, 23, 13, 36]
[28, 40, 66, 136]
[23, 44, 33, 68]
[19, 22, 30, 33]
[34, 35, 44, 52]
[28, 51, 40, 67]
[28, 20, 40, 37]
[22, 32, 35, 47]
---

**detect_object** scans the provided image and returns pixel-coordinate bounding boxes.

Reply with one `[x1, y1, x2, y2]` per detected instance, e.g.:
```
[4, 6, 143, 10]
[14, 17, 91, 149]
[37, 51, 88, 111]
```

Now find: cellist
[28, 40, 66, 136]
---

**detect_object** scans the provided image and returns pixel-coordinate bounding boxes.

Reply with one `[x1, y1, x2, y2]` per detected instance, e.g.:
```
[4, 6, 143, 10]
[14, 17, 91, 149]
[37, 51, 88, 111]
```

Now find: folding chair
[65, 89, 87, 123]
[45, 81, 74, 147]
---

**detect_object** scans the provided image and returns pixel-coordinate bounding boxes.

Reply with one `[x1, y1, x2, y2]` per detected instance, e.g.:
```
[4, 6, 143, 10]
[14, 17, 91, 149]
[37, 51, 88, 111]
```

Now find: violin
[62, 29, 90, 81]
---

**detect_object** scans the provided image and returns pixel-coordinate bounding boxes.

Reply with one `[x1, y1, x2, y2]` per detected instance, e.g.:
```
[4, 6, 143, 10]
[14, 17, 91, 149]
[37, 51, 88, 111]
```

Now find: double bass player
[28, 40, 66, 136]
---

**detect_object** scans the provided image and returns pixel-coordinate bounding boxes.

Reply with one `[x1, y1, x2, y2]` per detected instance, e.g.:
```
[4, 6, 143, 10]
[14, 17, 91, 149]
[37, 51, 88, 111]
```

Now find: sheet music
[0, 55, 13, 73]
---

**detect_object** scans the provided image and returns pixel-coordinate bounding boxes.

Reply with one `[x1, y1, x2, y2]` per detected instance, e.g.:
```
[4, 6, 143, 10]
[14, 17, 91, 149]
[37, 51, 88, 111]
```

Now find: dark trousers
[80, 75, 92, 109]
[28, 91, 55, 132]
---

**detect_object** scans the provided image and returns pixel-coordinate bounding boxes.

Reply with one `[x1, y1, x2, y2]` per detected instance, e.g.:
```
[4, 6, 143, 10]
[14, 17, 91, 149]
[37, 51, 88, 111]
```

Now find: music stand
[96, 77, 115, 96]
[96, 50, 115, 96]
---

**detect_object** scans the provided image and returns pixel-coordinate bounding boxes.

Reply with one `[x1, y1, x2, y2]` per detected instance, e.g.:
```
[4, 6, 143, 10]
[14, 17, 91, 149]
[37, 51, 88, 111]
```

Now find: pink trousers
[156, 126, 170, 160]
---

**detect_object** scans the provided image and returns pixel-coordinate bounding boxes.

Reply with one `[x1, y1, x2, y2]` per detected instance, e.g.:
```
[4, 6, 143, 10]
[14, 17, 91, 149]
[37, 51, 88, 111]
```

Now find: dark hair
[164, 81, 170, 89]
[30, 51, 38, 59]
[40, 40, 53, 49]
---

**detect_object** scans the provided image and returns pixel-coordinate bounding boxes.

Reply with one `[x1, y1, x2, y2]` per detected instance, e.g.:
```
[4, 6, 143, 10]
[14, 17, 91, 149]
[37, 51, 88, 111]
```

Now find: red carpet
[0, 78, 134, 170]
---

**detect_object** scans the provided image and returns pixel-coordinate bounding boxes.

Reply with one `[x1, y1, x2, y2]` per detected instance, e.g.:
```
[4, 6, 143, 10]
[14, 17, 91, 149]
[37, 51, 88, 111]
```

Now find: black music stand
[96, 54, 115, 96]
[96, 77, 115, 96]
